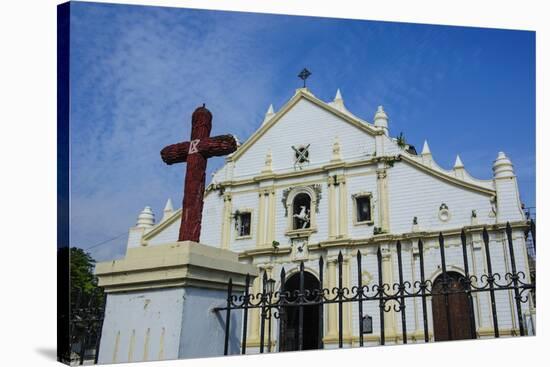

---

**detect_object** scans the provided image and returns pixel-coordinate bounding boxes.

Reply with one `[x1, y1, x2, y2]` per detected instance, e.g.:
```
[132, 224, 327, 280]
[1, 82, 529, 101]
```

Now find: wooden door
[432, 272, 475, 341]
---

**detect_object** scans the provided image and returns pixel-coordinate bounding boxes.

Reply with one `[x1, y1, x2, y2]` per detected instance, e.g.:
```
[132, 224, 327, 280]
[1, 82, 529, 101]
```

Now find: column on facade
[248, 266, 263, 343]
[325, 258, 338, 339]
[220, 192, 232, 249]
[376, 169, 390, 232]
[328, 176, 337, 239]
[266, 188, 276, 244]
[470, 232, 488, 333]
[411, 241, 421, 339]
[337, 175, 348, 238]
[342, 256, 352, 339]
[381, 245, 397, 339]
[256, 191, 266, 247]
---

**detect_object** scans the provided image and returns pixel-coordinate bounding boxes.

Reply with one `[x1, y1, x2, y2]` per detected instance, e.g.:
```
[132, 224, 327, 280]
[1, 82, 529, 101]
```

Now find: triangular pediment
[229, 89, 381, 162]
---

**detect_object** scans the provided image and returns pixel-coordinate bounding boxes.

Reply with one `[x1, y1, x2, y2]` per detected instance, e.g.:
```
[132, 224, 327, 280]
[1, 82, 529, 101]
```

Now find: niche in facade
[292, 193, 311, 229]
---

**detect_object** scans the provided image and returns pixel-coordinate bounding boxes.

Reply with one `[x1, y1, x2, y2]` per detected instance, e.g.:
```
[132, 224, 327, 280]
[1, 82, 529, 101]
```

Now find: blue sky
[69, 2, 535, 262]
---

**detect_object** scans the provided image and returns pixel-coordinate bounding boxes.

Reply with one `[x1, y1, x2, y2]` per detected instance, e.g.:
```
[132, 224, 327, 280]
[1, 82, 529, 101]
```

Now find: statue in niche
[292, 193, 311, 229]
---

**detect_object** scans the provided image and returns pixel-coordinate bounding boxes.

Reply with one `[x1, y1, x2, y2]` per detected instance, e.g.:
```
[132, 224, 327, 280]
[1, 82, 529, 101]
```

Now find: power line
[83, 232, 127, 251]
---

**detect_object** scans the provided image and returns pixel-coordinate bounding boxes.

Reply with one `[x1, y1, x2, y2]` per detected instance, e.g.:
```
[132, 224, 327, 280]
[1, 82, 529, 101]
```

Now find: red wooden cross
[161, 105, 238, 242]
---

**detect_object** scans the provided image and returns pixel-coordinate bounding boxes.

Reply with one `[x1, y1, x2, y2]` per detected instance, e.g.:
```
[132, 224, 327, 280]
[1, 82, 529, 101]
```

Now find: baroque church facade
[116, 87, 534, 353]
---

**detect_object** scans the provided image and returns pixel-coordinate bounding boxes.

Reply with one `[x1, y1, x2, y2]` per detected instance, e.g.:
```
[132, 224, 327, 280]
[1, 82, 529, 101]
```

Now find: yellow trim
[338, 175, 349, 238]
[256, 192, 266, 247]
[399, 154, 496, 196]
[220, 193, 232, 250]
[477, 327, 520, 337]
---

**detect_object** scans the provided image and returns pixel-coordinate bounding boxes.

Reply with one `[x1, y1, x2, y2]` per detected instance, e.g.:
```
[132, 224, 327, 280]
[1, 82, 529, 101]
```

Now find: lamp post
[266, 278, 276, 352]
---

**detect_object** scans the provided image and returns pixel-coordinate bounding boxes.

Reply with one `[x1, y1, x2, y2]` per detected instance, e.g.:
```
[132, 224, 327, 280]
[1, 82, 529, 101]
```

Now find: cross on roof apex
[297, 68, 312, 88]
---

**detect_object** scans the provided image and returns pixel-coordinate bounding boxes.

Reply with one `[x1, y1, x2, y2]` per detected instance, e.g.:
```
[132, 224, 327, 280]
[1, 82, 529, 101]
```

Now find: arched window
[292, 193, 311, 229]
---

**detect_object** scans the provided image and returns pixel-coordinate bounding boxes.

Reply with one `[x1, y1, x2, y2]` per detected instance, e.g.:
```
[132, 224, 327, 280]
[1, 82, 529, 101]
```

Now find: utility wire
[83, 232, 127, 251]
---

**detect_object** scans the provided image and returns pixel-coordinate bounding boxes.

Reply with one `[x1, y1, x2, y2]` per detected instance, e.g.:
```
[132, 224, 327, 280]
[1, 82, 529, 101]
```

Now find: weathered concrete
[96, 241, 258, 363]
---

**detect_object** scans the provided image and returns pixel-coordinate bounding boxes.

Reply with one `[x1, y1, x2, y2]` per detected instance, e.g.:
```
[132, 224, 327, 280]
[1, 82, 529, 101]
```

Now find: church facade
[115, 87, 534, 354]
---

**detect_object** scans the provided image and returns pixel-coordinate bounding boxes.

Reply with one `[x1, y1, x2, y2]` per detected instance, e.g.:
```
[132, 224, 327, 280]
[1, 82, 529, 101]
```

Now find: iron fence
[69, 289, 105, 365]
[215, 222, 536, 354]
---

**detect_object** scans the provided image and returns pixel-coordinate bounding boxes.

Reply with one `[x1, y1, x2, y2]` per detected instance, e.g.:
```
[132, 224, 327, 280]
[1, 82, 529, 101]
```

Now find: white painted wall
[98, 288, 185, 364]
[387, 161, 494, 234]
[232, 98, 376, 179]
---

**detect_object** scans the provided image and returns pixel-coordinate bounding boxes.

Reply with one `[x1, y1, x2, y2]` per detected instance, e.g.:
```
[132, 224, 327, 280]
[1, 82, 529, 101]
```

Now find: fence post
[260, 272, 267, 353]
[337, 251, 343, 348]
[483, 227, 500, 338]
[241, 274, 250, 354]
[224, 278, 233, 355]
[417, 239, 429, 342]
[357, 250, 364, 347]
[377, 246, 385, 345]
[279, 267, 286, 352]
[298, 261, 305, 351]
[396, 241, 407, 344]
[460, 229, 477, 339]
[506, 222, 525, 336]
[318, 256, 324, 349]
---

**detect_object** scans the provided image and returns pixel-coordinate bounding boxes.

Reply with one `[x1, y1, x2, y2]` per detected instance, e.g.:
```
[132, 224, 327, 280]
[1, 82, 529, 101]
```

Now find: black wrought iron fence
[69, 289, 105, 365]
[215, 222, 536, 354]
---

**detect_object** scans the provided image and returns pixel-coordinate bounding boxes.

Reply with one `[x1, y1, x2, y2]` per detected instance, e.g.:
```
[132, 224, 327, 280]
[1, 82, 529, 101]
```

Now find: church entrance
[432, 272, 475, 341]
[279, 271, 320, 351]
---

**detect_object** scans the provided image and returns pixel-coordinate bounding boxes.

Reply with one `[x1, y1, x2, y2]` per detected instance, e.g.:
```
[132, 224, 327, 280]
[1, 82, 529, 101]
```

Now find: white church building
[96, 87, 535, 362]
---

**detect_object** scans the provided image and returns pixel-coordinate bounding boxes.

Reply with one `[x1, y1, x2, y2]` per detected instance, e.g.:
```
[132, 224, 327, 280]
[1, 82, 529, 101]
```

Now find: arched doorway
[279, 271, 320, 351]
[432, 272, 475, 341]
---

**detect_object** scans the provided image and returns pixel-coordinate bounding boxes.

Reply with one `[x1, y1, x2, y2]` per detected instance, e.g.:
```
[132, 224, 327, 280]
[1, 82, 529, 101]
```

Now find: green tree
[70, 247, 104, 311]
[71, 248, 97, 294]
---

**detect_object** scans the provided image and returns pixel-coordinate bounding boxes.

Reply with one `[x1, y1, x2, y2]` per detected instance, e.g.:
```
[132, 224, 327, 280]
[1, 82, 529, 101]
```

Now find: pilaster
[325, 258, 338, 339]
[376, 168, 390, 232]
[220, 193, 232, 250]
[380, 245, 396, 337]
[256, 191, 266, 247]
[337, 175, 348, 238]
[266, 188, 276, 244]
[328, 176, 337, 239]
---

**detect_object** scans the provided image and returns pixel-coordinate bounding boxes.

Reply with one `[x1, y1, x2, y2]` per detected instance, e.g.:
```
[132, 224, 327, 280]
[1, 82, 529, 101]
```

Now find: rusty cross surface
[161, 105, 238, 242]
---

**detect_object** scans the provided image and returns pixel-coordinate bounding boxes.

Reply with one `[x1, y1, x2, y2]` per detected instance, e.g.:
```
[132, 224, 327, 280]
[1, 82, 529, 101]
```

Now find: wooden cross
[160, 105, 238, 242]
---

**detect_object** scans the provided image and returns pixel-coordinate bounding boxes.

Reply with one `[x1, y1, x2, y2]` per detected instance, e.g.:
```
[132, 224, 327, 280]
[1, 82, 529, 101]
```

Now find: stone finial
[262, 149, 273, 173]
[493, 151, 515, 178]
[454, 155, 464, 169]
[331, 89, 345, 110]
[162, 198, 174, 221]
[453, 154, 465, 178]
[262, 104, 275, 125]
[421, 140, 431, 155]
[331, 136, 342, 162]
[136, 206, 155, 228]
[421, 140, 432, 166]
[373, 105, 389, 135]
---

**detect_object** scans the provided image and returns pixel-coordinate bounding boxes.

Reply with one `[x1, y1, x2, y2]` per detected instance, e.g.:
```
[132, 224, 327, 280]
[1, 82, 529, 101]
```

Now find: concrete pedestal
[95, 241, 257, 363]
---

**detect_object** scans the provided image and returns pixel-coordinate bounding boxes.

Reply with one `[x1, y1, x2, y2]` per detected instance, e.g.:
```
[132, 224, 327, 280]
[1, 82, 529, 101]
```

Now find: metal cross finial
[298, 68, 312, 88]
